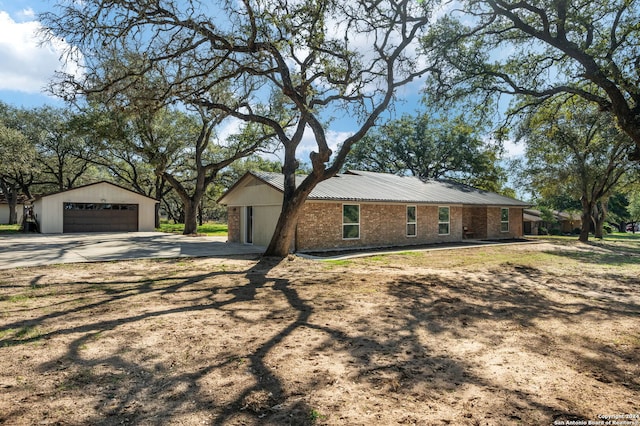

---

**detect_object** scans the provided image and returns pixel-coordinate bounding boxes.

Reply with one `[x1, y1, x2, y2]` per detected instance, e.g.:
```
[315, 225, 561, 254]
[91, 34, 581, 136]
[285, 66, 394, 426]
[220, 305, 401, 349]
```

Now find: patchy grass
[0, 224, 21, 234]
[157, 221, 227, 236]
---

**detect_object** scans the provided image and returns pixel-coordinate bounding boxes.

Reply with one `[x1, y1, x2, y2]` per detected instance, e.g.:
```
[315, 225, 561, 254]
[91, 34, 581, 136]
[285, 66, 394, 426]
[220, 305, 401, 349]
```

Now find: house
[523, 208, 582, 235]
[218, 170, 530, 252]
[33, 181, 158, 233]
[0, 194, 27, 225]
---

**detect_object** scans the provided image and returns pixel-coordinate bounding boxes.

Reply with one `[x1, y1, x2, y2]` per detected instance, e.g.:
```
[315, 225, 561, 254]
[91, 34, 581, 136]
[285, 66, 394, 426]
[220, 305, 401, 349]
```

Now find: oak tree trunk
[579, 197, 592, 243]
[183, 198, 199, 235]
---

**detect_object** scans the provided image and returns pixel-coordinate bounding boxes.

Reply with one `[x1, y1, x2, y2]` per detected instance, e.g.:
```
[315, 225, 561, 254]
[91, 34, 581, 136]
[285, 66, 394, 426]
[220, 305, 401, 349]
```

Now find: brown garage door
[63, 203, 138, 233]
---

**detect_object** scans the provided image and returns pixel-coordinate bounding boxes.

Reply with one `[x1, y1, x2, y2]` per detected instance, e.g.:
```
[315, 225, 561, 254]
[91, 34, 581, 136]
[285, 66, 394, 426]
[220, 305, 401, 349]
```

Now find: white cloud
[0, 10, 80, 94]
[503, 138, 525, 158]
[17, 8, 35, 20]
[295, 127, 354, 163]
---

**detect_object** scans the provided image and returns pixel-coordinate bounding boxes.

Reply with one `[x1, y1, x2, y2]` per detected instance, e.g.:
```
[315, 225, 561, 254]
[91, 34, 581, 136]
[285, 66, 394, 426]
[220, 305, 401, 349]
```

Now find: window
[438, 206, 450, 235]
[406, 205, 417, 237]
[343, 204, 360, 239]
[63, 202, 137, 211]
[501, 208, 509, 232]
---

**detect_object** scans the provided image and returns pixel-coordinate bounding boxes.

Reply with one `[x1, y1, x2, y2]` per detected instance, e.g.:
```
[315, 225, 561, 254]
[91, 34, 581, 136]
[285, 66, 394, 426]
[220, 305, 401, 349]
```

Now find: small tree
[0, 124, 34, 224]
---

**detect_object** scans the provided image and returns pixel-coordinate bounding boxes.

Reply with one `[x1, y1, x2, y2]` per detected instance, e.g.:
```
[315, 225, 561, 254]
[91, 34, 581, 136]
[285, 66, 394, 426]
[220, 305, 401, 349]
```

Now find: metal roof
[249, 170, 530, 206]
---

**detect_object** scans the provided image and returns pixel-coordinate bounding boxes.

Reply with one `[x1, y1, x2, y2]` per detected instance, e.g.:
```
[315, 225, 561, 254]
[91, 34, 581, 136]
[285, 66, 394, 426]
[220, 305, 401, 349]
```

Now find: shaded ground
[1, 240, 639, 425]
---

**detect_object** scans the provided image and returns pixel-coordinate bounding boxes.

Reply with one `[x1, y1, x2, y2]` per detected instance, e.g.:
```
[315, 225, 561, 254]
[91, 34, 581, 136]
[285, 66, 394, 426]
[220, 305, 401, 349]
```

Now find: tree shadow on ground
[1, 257, 638, 425]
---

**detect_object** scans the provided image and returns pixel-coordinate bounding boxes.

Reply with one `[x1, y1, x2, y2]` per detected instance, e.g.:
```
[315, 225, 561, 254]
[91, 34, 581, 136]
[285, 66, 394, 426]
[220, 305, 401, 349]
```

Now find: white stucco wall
[222, 176, 284, 247]
[0, 204, 24, 224]
[220, 177, 283, 207]
[33, 182, 158, 233]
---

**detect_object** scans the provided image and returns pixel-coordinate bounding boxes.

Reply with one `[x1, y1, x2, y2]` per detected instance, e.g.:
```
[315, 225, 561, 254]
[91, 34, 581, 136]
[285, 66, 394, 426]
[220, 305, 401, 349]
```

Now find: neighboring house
[0, 194, 26, 225]
[33, 181, 158, 233]
[218, 170, 530, 252]
[523, 208, 582, 235]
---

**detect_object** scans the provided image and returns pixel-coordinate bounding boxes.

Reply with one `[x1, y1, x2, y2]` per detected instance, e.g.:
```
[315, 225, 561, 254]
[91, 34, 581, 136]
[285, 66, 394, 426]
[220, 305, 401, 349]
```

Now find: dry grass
[1, 238, 639, 425]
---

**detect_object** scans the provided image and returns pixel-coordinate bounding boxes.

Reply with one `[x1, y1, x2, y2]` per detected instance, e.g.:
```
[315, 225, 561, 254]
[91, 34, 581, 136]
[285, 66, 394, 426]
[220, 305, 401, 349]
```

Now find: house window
[438, 206, 450, 235]
[343, 204, 360, 239]
[406, 205, 417, 237]
[501, 208, 509, 232]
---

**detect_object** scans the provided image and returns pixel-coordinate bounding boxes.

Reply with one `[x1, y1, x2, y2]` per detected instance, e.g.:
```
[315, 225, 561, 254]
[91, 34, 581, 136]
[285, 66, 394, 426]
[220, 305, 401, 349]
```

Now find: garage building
[33, 181, 158, 233]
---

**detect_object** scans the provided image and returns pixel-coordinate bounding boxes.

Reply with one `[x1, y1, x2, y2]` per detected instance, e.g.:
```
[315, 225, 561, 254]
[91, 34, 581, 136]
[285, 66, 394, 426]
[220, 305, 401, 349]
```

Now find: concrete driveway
[0, 232, 265, 270]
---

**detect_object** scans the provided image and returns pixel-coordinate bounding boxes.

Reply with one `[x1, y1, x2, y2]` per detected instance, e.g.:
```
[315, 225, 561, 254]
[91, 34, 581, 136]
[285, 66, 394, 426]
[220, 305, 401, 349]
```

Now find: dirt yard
[1, 239, 639, 425]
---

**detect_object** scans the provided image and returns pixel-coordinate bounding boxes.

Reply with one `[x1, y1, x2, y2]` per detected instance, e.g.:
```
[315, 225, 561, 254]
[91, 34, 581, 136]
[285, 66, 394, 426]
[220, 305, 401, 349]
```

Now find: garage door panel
[63, 203, 138, 233]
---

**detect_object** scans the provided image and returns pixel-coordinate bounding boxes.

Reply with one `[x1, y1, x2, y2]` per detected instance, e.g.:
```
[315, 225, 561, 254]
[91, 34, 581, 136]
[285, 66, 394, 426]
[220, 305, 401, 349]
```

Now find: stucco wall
[34, 183, 157, 233]
[220, 178, 283, 207]
[0, 204, 24, 225]
[251, 205, 281, 247]
[295, 202, 464, 251]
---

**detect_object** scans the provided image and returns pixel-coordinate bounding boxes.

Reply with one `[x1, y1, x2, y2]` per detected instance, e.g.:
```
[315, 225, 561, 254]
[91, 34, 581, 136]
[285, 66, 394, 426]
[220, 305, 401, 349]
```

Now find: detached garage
[33, 182, 158, 233]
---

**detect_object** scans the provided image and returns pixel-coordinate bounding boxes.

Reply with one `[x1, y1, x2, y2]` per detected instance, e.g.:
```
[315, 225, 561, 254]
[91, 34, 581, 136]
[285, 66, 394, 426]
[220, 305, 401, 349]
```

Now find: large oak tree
[518, 97, 634, 241]
[43, 0, 438, 256]
[423, 0, 640, 160]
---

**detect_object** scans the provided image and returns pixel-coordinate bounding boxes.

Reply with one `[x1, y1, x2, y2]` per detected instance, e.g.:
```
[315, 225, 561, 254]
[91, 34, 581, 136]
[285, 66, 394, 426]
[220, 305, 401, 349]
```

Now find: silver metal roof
[251, 170, 530, 206]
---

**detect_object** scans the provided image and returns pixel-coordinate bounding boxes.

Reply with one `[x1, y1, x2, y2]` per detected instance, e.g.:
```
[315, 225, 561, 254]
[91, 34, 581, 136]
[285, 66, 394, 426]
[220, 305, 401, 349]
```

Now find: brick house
[218, 170, 530, 252]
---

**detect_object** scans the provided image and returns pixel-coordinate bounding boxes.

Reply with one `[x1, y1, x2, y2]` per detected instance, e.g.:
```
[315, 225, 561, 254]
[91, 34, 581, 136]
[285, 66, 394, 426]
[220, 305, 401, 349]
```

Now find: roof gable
[221, 170, 529, 207]
[36, 181, 158, 202]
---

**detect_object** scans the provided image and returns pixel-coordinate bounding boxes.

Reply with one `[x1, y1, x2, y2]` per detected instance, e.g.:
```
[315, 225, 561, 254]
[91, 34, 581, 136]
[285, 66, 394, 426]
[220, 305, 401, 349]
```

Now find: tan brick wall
[463, 206, 488, 239]
[510, 208, 524, 237]
[296, 202, 463, 251]
[486, 207, 523, 239]
[461, 207, 524, 239]
[227, 206, 241, 243]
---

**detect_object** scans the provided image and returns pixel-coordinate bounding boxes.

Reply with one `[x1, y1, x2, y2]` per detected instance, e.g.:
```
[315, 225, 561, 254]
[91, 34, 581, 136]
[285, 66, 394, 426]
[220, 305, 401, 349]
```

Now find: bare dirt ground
[1, 239, 639, 425]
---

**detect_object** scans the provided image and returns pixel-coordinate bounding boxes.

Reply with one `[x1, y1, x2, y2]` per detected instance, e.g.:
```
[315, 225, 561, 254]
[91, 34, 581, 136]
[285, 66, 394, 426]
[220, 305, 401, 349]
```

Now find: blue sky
[0, 1, 73, 108]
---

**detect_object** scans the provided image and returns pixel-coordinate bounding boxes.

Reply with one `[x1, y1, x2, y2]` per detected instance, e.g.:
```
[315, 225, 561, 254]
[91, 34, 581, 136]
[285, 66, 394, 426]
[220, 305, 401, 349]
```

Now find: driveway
[0, 232, 265, 269]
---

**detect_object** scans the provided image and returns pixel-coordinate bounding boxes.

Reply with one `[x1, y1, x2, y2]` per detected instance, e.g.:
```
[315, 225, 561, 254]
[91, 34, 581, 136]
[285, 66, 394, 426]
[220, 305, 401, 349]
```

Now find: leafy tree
[627, 190, 640, 233]
[344, 112, 507, 192]
[43, 0, 439, 257]
[79, 102, 269, 235]
[25, 106, 97, 192]
[0, 103, 40, 224]
[0, 121, 34, 224]
[518, 98, 634, 241]
[423, 1, 640, 160]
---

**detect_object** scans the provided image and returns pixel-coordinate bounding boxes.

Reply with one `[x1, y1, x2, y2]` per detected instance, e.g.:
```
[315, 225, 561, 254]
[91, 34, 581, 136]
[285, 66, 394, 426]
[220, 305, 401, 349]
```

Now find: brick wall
[463, 206, 488, 239]
[486, 207, 523, 239]
[296, 202, 463, 251]
[227, 206, 240, 243]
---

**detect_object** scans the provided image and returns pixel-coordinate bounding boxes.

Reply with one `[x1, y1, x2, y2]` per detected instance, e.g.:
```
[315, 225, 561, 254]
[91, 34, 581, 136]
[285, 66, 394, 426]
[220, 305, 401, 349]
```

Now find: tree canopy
[344, 112, 507, 192]
[423, 0, 640, 160]
[517, 97, 634, 241]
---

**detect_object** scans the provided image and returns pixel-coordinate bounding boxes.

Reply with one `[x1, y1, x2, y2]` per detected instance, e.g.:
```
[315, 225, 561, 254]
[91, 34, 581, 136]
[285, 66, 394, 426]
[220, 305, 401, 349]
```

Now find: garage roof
[35, 181, 158, 201]
[223, 170, 529, 207]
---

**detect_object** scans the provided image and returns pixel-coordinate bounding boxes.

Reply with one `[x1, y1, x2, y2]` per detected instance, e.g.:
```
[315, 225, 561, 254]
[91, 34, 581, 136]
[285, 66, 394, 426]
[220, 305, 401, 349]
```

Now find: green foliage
[517, 97, 634, 241]
[0, 224, 21, 234]
[422, 1, 640, 157]
[344, 110, 508, 192]
[309, 408, 327, 423]
[157, 221, 228, 236]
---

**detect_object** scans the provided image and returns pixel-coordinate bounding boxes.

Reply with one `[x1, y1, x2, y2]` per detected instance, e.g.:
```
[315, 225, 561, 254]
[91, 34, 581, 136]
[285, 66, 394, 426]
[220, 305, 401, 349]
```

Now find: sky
[0, 1, 525, 160]
[0, 1, 72, 108]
